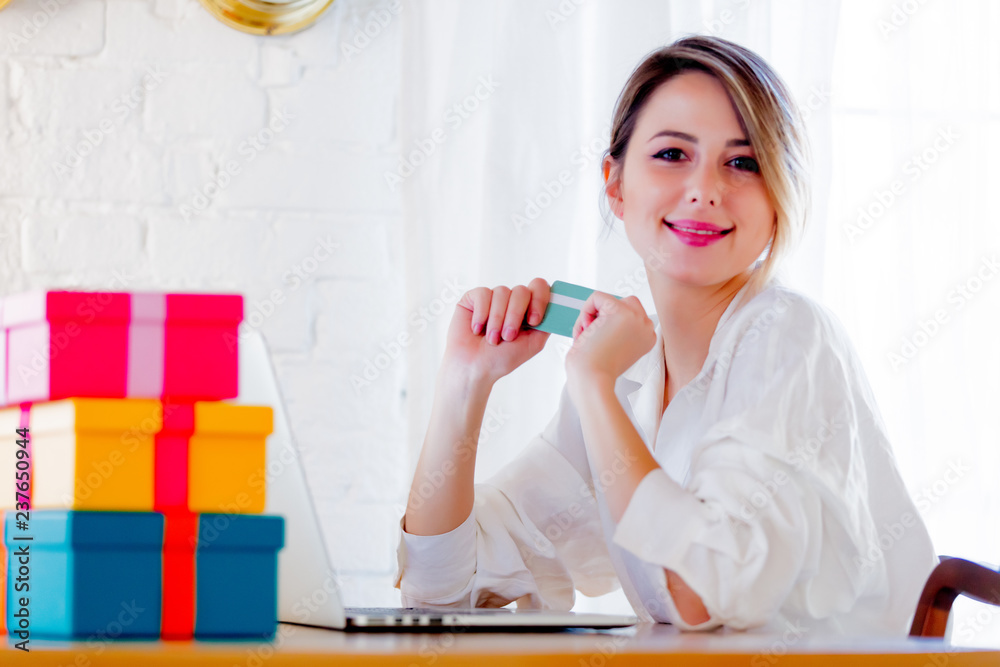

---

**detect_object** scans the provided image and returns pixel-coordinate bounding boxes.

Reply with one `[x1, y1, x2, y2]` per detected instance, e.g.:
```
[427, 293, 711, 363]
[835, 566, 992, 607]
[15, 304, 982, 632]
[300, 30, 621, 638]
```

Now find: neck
[651, 269, 753, 395]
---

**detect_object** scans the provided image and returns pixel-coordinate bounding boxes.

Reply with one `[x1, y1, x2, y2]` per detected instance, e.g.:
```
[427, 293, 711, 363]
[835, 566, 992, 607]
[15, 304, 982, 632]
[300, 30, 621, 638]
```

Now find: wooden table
[2, 622, 999, 665]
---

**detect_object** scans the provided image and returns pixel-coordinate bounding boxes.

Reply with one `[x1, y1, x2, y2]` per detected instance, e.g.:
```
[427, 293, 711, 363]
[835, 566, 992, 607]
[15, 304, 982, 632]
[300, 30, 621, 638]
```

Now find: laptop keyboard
[344, 607, 520, 628]
[345, 606, 512, 616]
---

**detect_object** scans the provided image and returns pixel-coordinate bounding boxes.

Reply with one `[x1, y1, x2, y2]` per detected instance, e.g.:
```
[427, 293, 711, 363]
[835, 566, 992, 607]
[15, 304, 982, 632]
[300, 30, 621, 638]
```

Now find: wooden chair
[909, 557, 1000, 638]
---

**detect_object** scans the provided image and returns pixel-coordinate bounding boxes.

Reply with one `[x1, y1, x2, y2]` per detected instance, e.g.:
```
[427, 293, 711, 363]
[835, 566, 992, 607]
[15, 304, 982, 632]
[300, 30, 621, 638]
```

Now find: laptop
[232, 329, 637, 632]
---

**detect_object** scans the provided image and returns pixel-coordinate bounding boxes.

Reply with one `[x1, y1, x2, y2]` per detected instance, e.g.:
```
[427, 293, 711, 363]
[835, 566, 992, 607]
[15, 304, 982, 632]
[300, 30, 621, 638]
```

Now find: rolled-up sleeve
[614, 447, 815, 630]
[396, 387, 620, 609]
[396, 510, 477, 605]
[613, 298, 889, 630]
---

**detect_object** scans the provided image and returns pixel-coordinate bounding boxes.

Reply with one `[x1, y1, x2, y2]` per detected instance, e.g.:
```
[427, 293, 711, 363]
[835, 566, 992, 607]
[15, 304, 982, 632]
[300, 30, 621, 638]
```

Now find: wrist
[437, 358, 495, 404]
[566, 368, 618, 404]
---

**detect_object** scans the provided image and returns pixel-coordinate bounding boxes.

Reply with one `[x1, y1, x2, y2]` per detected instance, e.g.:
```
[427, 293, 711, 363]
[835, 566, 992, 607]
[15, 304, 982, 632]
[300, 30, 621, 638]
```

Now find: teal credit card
[525, 281, 621, 338]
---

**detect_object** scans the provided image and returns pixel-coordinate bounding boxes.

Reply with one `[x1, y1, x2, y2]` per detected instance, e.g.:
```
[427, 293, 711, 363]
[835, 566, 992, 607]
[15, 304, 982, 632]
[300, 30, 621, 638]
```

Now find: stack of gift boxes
[0, 291, 284, 640]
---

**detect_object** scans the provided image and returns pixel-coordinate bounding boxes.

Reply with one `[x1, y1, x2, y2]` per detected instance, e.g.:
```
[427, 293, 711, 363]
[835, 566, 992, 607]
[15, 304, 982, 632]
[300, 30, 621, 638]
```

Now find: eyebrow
[649, 130, 750, 148]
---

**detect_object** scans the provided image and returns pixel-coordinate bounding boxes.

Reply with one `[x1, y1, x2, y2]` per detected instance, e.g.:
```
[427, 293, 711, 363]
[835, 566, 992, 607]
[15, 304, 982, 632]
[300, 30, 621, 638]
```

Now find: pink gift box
[0, 291, 243, 406]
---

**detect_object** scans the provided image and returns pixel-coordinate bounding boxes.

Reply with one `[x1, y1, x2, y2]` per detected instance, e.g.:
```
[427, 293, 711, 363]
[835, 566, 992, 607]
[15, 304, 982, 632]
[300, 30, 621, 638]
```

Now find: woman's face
[608, 71, 776, 289]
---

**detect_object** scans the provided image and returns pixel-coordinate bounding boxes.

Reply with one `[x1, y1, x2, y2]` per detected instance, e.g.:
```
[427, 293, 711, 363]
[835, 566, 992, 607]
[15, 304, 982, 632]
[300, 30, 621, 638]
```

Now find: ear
[603, 156, 625, 220]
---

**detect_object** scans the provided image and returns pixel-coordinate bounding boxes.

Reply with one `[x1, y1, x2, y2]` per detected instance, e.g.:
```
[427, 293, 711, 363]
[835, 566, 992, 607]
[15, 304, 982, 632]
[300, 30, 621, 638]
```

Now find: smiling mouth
[664, 221, 734, 236]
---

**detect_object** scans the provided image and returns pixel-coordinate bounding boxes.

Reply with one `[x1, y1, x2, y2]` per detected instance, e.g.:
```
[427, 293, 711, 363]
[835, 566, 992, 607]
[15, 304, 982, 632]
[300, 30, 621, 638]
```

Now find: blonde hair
[604, 35, 810, 295]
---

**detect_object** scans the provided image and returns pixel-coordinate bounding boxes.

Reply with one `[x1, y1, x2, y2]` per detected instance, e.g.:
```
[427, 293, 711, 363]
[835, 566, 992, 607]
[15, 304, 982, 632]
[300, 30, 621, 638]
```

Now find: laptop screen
[233, 330, 347, 629]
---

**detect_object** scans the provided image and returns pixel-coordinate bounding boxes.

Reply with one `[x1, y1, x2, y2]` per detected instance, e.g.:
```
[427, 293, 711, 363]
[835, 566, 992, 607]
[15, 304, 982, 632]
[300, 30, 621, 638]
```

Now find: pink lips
[664, 219, 734, 247]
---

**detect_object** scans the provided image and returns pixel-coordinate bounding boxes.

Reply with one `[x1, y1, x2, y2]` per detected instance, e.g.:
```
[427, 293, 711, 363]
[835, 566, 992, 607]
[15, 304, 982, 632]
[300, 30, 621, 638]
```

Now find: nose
[685, 162, 723, 207]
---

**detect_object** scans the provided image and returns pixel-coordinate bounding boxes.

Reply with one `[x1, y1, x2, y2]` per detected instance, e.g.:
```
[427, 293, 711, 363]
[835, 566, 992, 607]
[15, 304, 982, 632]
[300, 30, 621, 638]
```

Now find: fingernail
[488, 329, 500, 346]
[472, 321, 483, 335]
[528, 311, 540, 326]
[502, 326, 516, 341]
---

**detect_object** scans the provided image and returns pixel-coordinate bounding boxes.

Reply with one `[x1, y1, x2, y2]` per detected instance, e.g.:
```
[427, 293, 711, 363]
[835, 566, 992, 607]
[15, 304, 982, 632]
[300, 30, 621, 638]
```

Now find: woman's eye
[729, 156, 760, 173]
[653, 148, 685, 161]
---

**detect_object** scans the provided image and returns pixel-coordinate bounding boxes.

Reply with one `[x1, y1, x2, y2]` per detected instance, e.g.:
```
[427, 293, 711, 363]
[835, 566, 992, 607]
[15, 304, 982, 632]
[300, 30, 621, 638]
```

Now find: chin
[657, 267, 719, 288]
[654, 262, 745, 289]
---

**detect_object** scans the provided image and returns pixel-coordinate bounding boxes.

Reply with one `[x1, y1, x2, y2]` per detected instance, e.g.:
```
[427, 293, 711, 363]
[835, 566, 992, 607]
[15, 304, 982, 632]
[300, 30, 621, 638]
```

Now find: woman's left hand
[565, 291, 656, 391]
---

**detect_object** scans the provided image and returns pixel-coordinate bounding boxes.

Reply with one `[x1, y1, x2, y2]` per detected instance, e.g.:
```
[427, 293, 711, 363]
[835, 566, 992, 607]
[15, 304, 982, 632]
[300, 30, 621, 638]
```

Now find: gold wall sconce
[198, 0, 335, 36]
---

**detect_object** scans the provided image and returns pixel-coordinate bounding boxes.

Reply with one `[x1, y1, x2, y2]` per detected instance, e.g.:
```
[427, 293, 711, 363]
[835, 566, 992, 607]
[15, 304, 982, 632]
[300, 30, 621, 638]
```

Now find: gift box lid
[159, 402, 196, 435]
[195, 403, 273, 437]
[158, 402, 272, 436]
[4, 510, 164, 548]
[12, 400, 271, 438]
[0, 405, 26, 434]
[1, 291, 243, 329]
[2, 291, 131, 327]
[197, 514, 284, 551]
[25, 398, 162, 437]
[165, 293, 243, 324]
[162, 513, 200, 550]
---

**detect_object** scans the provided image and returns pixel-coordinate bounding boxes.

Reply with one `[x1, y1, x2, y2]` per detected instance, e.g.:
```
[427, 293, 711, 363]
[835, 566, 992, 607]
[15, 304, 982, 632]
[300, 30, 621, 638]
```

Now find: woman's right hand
[443, 278, 551, 386]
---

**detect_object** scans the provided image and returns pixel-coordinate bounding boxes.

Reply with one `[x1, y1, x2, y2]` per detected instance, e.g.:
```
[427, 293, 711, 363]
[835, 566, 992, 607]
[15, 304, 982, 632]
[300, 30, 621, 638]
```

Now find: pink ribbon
[19, 402, 31, 508]
[127, 293, 166, 398]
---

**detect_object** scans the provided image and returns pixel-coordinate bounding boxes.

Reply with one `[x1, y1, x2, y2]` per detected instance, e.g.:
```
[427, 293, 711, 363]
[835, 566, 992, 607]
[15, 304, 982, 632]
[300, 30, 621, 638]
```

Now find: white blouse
[395, 280, 938, 635]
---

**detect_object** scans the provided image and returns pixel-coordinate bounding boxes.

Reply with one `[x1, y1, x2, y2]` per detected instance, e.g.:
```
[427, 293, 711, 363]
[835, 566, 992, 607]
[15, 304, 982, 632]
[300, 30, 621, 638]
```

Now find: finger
[503, 285, 532, 341]
[621, 295, 644, 312]
[486, 286, 511, 345]
[572, 293, 601, 339]
[525, 277, 550, 327]
[459, 287, 492, 335]
[573, 291, 624, 338]
[620, 295, 652, 325]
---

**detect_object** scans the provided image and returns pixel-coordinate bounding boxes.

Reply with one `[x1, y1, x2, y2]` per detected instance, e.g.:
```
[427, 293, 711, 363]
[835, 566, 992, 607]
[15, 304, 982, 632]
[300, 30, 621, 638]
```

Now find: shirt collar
[618, 278, 760, 442]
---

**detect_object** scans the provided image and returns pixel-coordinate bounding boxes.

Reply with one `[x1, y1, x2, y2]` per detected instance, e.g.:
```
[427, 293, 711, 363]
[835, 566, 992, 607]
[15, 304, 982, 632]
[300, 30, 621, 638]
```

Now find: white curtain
[398, 0, 1000, 634]
[825, 0, 1000, 646]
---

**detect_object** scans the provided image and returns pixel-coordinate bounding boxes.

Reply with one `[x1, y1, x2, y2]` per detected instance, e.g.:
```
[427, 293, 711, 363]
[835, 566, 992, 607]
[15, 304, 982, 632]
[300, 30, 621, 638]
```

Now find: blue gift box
[194, 513, 284, 639]
[5, 511, 163, 639]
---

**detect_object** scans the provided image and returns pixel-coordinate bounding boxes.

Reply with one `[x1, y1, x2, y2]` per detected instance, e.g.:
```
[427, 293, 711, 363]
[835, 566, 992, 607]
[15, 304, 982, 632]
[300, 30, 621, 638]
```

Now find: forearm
[573, 377, 710, 626]
[404, 363, 492, 536]
[572, 377, 658, 522]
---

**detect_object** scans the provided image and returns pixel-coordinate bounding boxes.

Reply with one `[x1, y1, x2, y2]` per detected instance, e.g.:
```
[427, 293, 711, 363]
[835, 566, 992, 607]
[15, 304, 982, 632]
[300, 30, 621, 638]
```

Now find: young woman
[396, 35, 937, 634]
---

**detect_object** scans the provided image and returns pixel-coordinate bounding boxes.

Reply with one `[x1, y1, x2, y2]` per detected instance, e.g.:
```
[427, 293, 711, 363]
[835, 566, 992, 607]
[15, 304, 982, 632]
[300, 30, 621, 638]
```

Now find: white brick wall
[0, 0, 406, 606]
